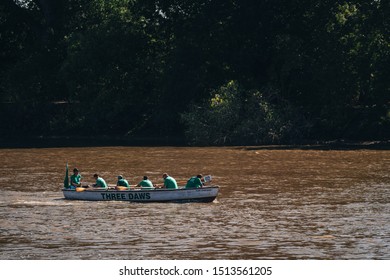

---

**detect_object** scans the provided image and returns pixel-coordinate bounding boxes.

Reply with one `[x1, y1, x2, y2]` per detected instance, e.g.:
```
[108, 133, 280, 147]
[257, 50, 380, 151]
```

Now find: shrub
[181, 81, 310, 145]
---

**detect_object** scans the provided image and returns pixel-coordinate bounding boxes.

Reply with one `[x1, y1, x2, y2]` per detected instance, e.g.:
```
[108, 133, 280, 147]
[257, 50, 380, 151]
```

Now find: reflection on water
[0, 147, 389, 259]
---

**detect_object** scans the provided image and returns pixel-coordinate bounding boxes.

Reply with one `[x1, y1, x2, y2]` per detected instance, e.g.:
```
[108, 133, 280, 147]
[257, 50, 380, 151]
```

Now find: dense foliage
[1, 0, 389, 144]
[182, 81, 310, 145]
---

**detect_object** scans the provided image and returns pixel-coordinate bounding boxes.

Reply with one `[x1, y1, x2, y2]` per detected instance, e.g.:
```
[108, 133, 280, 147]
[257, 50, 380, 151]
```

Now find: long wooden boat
[62, 186, 219, 203]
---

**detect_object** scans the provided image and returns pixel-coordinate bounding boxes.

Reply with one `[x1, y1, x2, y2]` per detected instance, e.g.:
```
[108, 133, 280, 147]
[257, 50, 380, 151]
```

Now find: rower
[136, 176, 155, 190]
[185, 174, 203, 189]
[69, 168, 82, 189]
[92, 174, 108, 190]
[162, 173, 178, 189]
[116, 175, 130, 189]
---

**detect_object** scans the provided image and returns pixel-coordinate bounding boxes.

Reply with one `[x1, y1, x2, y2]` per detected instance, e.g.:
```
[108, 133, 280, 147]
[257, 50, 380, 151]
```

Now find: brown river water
[0, 146, 389, 260]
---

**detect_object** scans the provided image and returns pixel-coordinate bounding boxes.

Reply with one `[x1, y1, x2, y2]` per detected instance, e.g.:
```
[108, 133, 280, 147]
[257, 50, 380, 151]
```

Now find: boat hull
[62, 186, 219, 203]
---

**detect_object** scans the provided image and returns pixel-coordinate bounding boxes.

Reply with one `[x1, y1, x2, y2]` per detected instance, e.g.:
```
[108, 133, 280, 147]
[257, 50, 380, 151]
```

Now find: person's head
[73, 168, 79, 174]
[93, 174, 99, 179]
[162, 173, 168, 179]
[143, 176, 148, 180]
[197, 174, 203, 178]
[118, 175, 123, 180]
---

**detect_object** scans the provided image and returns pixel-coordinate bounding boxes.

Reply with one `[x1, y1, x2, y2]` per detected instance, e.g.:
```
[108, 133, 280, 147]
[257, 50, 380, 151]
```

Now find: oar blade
[63, 163, 69, 189]
[204, 175, 212, 183]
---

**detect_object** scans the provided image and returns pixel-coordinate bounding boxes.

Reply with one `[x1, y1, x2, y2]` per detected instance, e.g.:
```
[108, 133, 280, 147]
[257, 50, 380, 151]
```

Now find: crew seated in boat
[92, 174, 108, 189]
[116, 175, 130, 189]
[136, 176, 155, 190]
[162, 173, 178, 189]
[69, 168, 82, 189]
[185, 174, 203, 189]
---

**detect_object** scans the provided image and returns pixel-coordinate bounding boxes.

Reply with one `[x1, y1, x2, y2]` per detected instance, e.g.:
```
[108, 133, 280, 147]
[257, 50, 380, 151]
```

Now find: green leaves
[0, 0, 388, 141]
[182, 81, 310, 145]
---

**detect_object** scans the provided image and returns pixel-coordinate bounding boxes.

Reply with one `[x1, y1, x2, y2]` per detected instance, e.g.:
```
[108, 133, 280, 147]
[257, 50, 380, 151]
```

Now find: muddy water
[0, 147, 389, 259]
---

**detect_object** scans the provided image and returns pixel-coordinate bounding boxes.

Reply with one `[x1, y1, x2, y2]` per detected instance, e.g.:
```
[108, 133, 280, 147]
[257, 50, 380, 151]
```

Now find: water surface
[0, 147, 389, 259]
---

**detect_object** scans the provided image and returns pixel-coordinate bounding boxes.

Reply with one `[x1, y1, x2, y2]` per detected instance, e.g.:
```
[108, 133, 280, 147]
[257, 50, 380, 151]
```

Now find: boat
[62, 186, 219, 203]
[63, 164, 218, 202]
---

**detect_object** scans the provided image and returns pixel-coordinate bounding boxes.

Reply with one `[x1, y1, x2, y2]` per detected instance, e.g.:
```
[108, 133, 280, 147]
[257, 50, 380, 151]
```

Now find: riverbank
[0, 136, 187, 148]
[241, 140, 390, 150]
[0, 136, 389, 150]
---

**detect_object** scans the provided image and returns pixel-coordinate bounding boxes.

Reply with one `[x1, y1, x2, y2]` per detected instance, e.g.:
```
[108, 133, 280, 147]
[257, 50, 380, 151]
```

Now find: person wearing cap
[162, 173, 178, 189]
[92, 173, 108, 189]
[136, 176, 154, 189]
[185, 174, 203, 189]
[116, 175, 130, 189]
[70, 168, 82, 189]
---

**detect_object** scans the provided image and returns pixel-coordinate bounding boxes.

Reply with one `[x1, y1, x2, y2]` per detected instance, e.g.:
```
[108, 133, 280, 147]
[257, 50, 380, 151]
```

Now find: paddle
[203, 175, 212, 184]
[76, 184, 136, 191]
[115, 186, 129, 191]
[63, 163, 70, 189]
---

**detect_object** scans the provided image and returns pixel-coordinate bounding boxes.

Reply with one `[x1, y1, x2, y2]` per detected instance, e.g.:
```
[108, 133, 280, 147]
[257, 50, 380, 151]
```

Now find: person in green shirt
[116, 175, 130, 189]
[136, 176, 154, 189]
[162, 173, 178, 189]
[185, 174, 204, 189]
[70, 168, 82, 189]
[92, 173, 108, 189]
